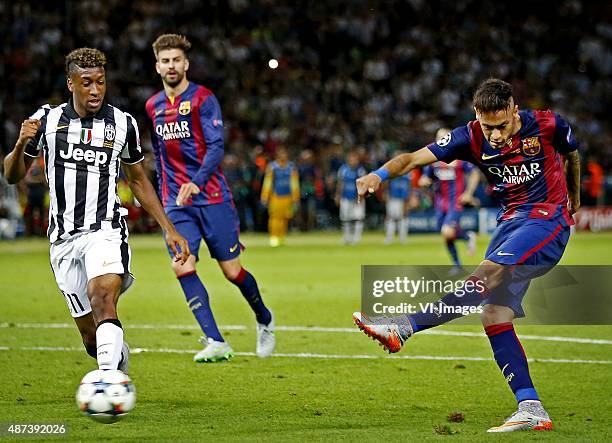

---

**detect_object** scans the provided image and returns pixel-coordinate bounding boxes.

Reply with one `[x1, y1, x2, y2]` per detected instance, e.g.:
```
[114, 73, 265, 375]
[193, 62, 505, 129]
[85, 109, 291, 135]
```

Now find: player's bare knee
[172, 256, 196, 276]
[219, 260, 241, 280]
[480, 304, 514, 327]
[222, 266, 240, 281]
[474, 260, 505, 289]
[441, 226, 455, 240]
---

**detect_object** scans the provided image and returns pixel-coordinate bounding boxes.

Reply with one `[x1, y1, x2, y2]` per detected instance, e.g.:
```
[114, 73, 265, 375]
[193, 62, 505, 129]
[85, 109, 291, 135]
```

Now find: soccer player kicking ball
[353, 78, 580, 432]
[4, 48, 190, 374]
[146, 34, 275, 362]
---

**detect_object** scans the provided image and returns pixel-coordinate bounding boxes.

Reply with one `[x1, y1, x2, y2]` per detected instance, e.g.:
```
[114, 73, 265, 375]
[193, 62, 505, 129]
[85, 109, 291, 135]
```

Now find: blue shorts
[483, 217, 571, 317]
[166, 202, 242, 262]
[436, 210, 462, 231]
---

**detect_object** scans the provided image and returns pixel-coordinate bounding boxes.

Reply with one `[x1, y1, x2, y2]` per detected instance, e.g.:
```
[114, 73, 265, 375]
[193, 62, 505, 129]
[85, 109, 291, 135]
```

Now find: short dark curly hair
[152, 34, 192, 58]
[473, 78, 514, 113]
[65, 48, 106, 75]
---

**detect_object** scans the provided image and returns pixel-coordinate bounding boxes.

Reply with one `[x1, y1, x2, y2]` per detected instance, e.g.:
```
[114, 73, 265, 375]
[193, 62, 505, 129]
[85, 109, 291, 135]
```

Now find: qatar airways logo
[487, 162, 542, 184]
[156, 121, 191, 141]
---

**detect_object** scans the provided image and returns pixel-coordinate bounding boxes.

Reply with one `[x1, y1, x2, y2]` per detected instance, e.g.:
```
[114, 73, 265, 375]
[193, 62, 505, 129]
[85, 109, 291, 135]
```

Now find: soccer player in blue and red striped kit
[420, 129, 479, 274]
[146, 34, 275, 362]
[354, 79, 581, 432]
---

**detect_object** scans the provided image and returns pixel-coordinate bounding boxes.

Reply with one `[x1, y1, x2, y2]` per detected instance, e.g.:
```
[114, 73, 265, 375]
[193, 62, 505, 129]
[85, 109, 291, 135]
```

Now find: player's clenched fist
[356, 173, 383, 203]
[18, 119, 41, 143]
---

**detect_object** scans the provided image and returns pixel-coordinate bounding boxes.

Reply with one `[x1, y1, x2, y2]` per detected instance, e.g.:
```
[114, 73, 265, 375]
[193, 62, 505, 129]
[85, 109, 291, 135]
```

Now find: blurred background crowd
[0, 0, 610, 237]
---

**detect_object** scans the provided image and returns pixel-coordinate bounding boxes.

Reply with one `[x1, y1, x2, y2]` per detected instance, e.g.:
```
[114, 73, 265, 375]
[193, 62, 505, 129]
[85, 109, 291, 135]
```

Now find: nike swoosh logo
[54, 125, 69, 131]
[496, 251, 514, 256]
[102, 261, 119, 267]
[229, 244, 238, 253]
[482, 152, 502, 160]
[501, 363, 509, 374]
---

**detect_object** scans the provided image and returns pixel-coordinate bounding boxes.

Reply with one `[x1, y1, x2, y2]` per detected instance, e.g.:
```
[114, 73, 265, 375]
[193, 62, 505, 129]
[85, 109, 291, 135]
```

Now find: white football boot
[256, 310, 276, 358]
[193, 337, 234, 363]
[487, 401, 553, 432]
[352, 312, 411, 353]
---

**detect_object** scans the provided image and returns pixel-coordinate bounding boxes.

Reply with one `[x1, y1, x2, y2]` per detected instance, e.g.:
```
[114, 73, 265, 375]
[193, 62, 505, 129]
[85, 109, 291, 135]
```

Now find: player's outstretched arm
[356, 147, 437, 202]
[122, 161, 190, 263]
[4, 119, 39, 184]
[565, 150, 581, 214]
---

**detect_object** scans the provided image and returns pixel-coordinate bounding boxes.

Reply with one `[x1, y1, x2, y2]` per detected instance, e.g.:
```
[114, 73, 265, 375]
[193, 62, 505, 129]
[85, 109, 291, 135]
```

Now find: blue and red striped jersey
[145, 82, 232, 208]
[423, 161, 473, 212]
[427, 110, 577, 225]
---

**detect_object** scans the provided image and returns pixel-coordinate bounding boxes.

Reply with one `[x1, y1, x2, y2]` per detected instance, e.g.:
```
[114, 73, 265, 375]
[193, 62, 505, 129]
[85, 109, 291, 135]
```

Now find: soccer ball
[76, 369, 136, 423]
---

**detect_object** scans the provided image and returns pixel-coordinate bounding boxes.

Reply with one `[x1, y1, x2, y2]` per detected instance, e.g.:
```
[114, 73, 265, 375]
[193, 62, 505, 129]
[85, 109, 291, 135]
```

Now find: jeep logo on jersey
[80, 128, 92, 144]
[155, 121, 191, 141]
[59, 144, 108, 167]
[488, 163, 542, 184]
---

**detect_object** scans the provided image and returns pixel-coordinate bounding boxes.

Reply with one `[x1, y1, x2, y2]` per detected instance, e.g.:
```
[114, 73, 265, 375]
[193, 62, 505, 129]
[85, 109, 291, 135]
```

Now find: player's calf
[74, 313, 98, 360]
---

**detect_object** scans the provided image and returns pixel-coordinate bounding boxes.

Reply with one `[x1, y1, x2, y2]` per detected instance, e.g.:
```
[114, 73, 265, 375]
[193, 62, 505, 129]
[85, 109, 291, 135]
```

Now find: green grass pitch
[1, 231, 611, 441]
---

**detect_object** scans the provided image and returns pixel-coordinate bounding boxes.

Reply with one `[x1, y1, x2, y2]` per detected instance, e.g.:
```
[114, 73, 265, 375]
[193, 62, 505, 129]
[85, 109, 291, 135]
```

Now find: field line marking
[1, 345, 611, 364]
[1, 322, 611, 345]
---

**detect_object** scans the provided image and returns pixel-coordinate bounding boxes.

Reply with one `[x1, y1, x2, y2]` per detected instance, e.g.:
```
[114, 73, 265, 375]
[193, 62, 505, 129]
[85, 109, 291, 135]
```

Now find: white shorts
[386, 198, 406, 220]
[340, 198, 365, 222]
[50, 221, 134, 318]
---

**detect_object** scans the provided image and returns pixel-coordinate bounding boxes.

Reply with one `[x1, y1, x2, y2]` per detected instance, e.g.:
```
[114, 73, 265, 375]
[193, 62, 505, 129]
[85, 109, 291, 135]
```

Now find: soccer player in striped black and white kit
[4, 48, 190, 374]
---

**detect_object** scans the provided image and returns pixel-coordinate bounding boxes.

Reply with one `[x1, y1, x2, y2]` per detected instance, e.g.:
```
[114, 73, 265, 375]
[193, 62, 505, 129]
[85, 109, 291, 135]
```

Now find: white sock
[354, 221, 363, 243]
[399, 218, 408, 242]
[385, 219, 395, 242]
[342, 222, 351, 243]
[96, 321, 124, 370]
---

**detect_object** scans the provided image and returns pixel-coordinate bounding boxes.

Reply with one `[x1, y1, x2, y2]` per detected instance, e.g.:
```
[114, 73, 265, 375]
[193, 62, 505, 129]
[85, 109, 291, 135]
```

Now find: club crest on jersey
[104, 124, 116, 141]
[179, 100, 191, 115]
[521, 137, 541, 156]
[80, 128, 92, 144]
[103, 124, 116, 148]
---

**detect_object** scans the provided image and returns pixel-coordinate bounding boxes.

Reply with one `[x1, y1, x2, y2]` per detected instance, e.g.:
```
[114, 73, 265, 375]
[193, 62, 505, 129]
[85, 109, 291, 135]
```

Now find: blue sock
[486, 322, 539, 403]
[178, 272, 224, 342]
[446, 240, 460, 266]
[407, 276, 489, 334]
[230, 268, 272, 325]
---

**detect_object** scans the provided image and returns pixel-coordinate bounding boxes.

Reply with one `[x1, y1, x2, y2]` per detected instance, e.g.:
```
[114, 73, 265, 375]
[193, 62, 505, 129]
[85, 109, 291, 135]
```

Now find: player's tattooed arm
[565, 150, 581, 215]
[356, 147, 437, 201]
[4, 119, 39, 184]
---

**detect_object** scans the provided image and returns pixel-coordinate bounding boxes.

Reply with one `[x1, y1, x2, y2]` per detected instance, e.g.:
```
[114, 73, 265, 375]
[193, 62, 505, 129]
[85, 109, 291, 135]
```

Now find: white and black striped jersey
[24, 100, 144, 243]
